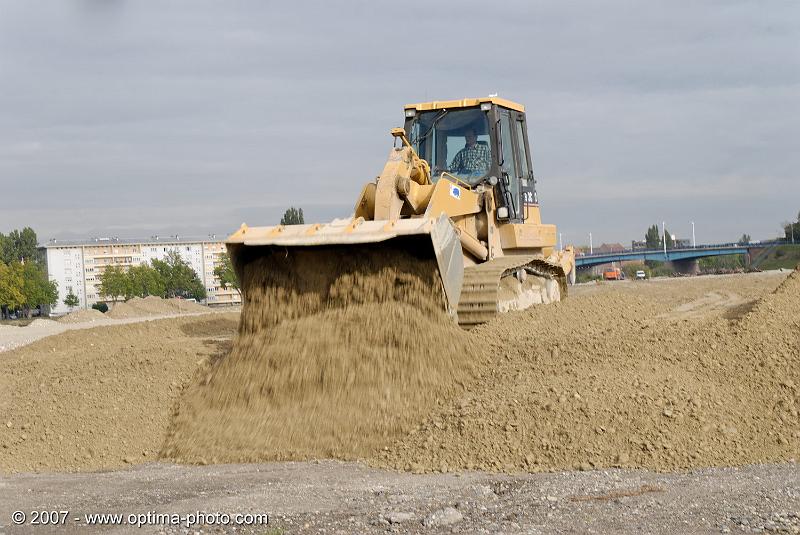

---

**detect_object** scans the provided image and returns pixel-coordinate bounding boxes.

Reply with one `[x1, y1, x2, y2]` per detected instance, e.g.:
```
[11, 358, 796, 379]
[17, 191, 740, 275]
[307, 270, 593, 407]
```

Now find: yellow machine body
[227, 97, 575, 327]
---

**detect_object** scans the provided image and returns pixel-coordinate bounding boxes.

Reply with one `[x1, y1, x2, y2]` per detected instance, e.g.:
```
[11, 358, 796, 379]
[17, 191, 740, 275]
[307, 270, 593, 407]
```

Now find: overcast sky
[1, 0, 798, 246]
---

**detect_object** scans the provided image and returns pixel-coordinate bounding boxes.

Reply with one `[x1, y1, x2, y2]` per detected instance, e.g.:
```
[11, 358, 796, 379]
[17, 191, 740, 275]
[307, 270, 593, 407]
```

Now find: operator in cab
[449, 127, 491, 177]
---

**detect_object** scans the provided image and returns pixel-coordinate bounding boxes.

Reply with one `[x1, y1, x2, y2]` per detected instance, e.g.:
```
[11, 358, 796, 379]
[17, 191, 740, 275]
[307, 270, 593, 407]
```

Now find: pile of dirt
[56, 309, 107, 324]
[167, 297, 207, 314]
[0, 314, 239, 473]
[2, 268, 795, 475]
[125, 296, 177, 315]
[377, 270, 799, 473]
[161, 245, 480, 464]
[107, 296, 207, 319]
[104, 301, 138, 319]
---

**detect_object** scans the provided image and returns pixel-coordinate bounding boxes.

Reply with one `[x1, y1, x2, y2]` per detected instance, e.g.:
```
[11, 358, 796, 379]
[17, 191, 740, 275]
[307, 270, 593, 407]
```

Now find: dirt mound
[126, 295, 177, 315]
[377, 272, 798, 473]
[107, 296, 207, 319]
[167, 298, 207, 313]
[106, 301, 141, 319]
[1, 269, 795, 475]
[161, 245, 480, 464]
[56, 309, 107, 324]
[0, 313, 239, 473]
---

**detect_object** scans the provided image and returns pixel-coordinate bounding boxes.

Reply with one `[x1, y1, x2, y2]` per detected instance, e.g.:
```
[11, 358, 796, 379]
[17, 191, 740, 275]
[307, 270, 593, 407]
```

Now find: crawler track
[457, 254, 567, 328]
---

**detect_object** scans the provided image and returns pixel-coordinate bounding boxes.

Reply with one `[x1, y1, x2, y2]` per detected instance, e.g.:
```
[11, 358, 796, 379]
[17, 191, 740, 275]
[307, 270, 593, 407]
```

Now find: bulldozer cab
[404, 97, 536, 223]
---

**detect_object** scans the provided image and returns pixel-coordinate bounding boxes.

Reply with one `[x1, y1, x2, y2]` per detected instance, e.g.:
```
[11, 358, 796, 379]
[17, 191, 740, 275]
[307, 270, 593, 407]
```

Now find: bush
[649, 263, 675, 278]
[699, 254, 745, 271]
[91, 302, 109, 313]
[576, 272, 602, 283]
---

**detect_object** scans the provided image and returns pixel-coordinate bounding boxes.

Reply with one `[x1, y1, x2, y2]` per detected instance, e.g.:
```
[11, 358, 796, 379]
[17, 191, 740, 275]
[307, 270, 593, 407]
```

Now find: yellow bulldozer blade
[226, 214, 464, 318]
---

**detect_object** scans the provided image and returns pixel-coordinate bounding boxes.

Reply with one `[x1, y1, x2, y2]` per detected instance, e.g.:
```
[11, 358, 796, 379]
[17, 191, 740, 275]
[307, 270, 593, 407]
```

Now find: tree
[0, 261, 24, 318]
[127, 264, 166, 298]
[645, 223, 674, 249]
[99, 265, 130, 302]
[213, 252, 240, 295]
[280, 207, 304, 225]
[645, 225, 661, 249]
[738, 234, 751, 245]
[19, 262, 57, 316]
[780, 210, 800, 243]
[664, 230, 674, 250]
[784, 220, 799, 243]
[0, 227, 40, 265]
[63, 288, 80, 309]
[152, 251, 206, 301]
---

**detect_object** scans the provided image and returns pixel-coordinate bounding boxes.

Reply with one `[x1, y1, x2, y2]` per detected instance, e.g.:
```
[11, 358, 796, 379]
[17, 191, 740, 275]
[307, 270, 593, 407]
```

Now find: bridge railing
[577, 243, 751, 258]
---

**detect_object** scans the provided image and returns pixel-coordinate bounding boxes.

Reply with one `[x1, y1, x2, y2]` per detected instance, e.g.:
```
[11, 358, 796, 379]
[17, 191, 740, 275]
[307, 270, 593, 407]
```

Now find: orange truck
[603, 267, 624, 280]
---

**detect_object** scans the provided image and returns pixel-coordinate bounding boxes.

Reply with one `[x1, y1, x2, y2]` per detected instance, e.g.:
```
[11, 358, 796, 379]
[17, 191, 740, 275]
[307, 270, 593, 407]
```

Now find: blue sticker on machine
[450, 185, 461, 199]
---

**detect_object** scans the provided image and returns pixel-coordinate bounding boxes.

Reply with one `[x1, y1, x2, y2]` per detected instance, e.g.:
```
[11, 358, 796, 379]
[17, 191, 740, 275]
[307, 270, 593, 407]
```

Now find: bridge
[575, 244, 751, 271]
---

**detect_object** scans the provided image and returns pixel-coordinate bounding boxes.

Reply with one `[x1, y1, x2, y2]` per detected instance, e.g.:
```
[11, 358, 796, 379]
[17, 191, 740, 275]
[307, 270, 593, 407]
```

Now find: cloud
[0, 141, 43, 156]
[0, 0, 798, 244]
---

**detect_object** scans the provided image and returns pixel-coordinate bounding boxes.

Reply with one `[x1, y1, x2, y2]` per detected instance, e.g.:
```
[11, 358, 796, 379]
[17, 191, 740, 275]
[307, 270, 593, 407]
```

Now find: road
[0, 461, 798, 534]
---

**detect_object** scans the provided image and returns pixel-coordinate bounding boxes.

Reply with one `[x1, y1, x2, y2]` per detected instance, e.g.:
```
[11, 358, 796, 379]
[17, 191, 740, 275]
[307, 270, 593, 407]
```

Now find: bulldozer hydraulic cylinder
[458, 230, 488, 261]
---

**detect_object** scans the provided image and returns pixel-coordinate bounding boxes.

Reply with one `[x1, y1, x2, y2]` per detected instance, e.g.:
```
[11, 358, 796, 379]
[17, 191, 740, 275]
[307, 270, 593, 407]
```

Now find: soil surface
[0, 314, 239, 473]
[0, 461, 797, 534]
[56, 309, 107, 324]
[1, 270, 797, 476]
[0, 270, 798, 533]
[160, 267, 799, 473]
[107, 296, 208, 319]
[0, 304, 238, 354]
[379, 269, 800, 473]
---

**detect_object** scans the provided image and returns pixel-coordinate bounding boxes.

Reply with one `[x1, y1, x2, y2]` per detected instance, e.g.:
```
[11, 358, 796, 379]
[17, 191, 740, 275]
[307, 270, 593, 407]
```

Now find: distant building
[631, 240, 647, 250]
[40, 236, 241, 315]
[595, 243, 626, 254]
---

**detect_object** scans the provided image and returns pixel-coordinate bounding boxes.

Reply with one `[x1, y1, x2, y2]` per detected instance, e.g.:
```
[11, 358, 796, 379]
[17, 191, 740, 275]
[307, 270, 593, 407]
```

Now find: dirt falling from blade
[161, 244, 480, 464]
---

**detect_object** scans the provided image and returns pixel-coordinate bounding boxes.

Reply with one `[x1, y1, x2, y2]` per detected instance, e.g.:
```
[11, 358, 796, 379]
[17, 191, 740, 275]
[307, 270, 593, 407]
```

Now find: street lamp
[589, 232, 593, 255]
[662, 221, 667, 258]
[691, 221, 696, 248]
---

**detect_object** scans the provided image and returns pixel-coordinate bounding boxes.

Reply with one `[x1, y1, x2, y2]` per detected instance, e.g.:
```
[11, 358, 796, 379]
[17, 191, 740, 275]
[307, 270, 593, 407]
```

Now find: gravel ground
[0, 461, 797, 535]
[1, 271, 797, 534]
[0, 307, 239, 353]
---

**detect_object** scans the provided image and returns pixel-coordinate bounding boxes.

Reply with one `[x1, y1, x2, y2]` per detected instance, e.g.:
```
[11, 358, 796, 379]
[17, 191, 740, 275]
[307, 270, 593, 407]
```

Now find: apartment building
[41, 236, 241, 315]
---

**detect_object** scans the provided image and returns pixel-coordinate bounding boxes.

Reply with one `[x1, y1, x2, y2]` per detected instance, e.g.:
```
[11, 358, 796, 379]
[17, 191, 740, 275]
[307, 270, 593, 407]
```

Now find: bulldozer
[226, 96, 575, 328]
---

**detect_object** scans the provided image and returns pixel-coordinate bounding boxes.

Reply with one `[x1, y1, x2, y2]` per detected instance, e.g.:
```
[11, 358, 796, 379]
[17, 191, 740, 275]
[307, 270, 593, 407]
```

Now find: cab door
[511, 112, 537, 220]
[497, 109, 522, 222]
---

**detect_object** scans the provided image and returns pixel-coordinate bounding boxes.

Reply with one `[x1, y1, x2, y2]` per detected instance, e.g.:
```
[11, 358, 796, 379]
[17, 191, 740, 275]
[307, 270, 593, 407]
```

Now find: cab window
[409, 108, 492, 185]
[498, 111, 521, 220]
